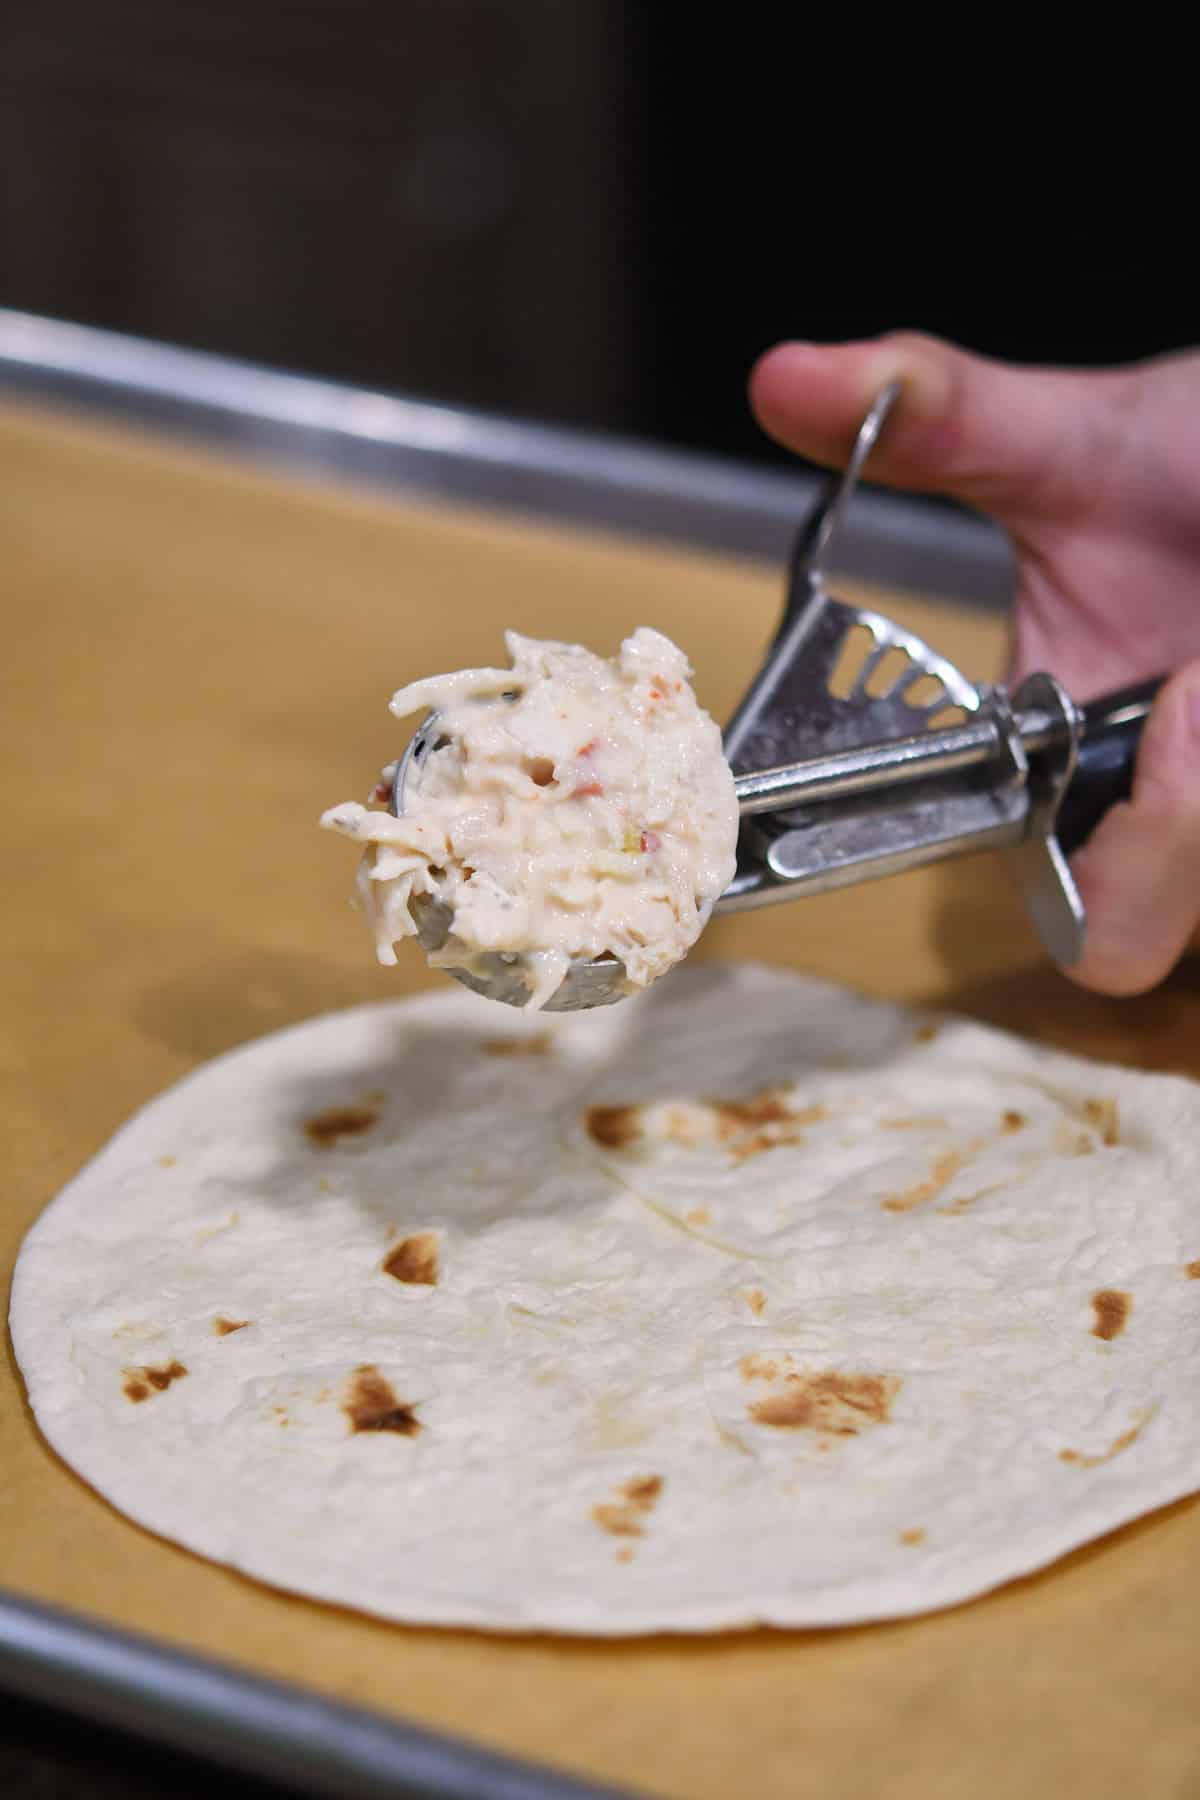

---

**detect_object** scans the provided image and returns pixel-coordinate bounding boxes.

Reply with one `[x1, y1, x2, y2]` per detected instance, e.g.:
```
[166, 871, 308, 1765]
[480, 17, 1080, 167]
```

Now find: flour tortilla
[11, 964, 1200, 1634]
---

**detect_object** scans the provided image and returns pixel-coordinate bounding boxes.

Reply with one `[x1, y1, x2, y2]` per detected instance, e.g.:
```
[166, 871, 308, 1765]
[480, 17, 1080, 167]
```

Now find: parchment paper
[3, 402, 1198, 1799]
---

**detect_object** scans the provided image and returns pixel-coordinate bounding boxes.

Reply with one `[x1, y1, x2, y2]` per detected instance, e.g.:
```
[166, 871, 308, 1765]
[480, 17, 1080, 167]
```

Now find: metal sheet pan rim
[0, 308, 1013, 606]
[0, 1586, 633, 1799]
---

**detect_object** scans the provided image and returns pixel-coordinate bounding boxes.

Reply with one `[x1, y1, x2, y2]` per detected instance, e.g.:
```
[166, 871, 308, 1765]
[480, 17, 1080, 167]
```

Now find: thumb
[1066, 661, 1200, 995]
[748, 333, 1135, 526]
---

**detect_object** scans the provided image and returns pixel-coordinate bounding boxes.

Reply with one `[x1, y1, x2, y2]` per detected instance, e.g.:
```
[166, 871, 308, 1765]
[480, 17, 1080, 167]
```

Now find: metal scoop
[392, 384, 1159, 1010]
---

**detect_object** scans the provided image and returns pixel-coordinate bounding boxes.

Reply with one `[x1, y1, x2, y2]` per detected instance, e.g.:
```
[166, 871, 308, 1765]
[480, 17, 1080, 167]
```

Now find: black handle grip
[1053, 677, 1165, 857]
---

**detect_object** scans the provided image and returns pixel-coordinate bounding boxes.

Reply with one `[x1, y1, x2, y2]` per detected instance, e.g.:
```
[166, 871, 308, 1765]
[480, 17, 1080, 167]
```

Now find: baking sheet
[3, 401, 1200, 1800]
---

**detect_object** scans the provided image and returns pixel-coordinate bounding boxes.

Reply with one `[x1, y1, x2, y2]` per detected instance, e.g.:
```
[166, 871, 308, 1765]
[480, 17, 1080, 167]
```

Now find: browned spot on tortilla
[937, 1194, 976, 1216]
[1001, 1110, 1026, 1133]
[730, 1131, 775, 1163]
[146, 1360, 187, 1390]
[712, 1092, 829, 1161]
[1186, 1260, 1200, 1279]
[383, 1232, 439, 1285]
[1055, 1117, 1096, 1157]
[744, 1288, 767, 1316]
[655, 1092, 827, 1158]
[748, 1371, 900, 1435]
[585, 1104, 642, 1150]
[1084, 1098, 1120, 1146]
[882, 1116, 949, 1131]
[913, 1020, 940, 1043]
[883, 1150, 965, 1213]
[157, 1154, 176, 1168]
[615, 1546, 634, 1563]
[123, 1359, 188, 1402]
[343, 1364, 421, 1436]
[1059, 1419, 1145, 1468]
[213, 1317, 250, 1336]
[665, 1106, 697, 1144]
[739, 1352, 781, 1381]
[1091, 1288, 1131, 1341]
[938, 1178, 1009, 1216]
[714, 1090, 793, 1133]
[685, 1206, 711, 1226]
[592, 1511, 644, 1539]
[591, 1474, 664, 1537]
[482, 1033, 552, 1057]
[304, 1101, 381, 1148]
[716, 1093, 827, 1135]
[793, 1105, 831, 1129]
[899, 1527, 926, 1546]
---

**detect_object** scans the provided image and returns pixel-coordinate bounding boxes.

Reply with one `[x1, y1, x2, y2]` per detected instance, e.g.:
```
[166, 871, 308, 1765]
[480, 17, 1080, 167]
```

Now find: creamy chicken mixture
[321, 628, 739, 1008]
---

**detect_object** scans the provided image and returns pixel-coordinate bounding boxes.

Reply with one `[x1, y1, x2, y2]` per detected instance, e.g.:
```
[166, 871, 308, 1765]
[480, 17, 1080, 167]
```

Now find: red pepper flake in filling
[577, 739, 599, 757]
[573, 780, 604, 798]
[640, 830, 661, 853]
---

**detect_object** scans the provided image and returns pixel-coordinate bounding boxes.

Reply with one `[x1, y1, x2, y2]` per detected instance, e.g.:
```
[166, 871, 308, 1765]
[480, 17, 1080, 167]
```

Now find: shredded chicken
[321, 628, 738, 1007]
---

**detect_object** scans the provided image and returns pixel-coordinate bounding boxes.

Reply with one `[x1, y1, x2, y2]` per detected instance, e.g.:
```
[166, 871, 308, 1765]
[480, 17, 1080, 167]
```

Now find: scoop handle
[1054, 678, 1165, 856]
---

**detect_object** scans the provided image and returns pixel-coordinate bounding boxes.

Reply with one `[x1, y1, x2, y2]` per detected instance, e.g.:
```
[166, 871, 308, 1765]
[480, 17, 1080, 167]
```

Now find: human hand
[749, 334, 1200, 996]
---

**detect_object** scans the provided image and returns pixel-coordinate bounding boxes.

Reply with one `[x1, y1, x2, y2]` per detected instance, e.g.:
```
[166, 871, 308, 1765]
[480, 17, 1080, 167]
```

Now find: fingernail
[863, 342, 952, 423]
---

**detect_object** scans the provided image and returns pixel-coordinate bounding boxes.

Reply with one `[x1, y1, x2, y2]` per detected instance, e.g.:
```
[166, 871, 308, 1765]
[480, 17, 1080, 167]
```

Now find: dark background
[2, 2, 1192, 474]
